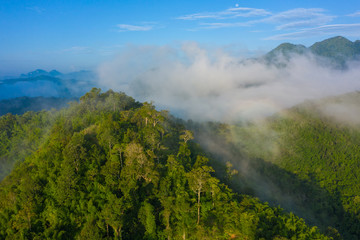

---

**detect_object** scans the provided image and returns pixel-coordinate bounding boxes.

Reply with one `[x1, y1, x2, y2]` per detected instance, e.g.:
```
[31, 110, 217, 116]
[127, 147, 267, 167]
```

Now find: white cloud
[97, 43, 360, 122]
[226, 7, 271, 18]
[177, 7, 270, 20]
[177, 13, 219, 21]
[266, 23, 360, 40]
[27, 6, 45, 14]
[276, 20, 326, 30]
[265, 8, 329, 22]
[262, 8, 335, 30]
[178, 7, 335, 33]
[199, 21, 253, 29]
[117, 24, 154, 32]
[348, 11, 360, 17]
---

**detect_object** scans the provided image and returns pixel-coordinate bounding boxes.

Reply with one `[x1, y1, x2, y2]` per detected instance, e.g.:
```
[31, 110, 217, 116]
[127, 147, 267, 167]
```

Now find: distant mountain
[265, 43, 308, 60]
[310, 36, 360, 67]
[0, 69, 98, 100]
[20, 69, 48, 78]
[355, 40, 360, 49]
[265, 36, 360, 68]
[3, 75, 62, 85]
[18, 69, 96, 81]
[0, 77, 70, 100]
[0, 96, 75, 116]
[20, 69, 62, 78]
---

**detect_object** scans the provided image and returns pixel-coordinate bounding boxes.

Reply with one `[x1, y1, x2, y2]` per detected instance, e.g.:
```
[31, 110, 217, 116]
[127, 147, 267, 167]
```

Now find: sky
[1, 0, 360, 76]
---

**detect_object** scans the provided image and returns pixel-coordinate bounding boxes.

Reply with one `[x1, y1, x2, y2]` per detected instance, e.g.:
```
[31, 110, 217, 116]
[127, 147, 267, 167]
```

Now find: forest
[0, 88, 335, 239]
[191, 93, 360, 239]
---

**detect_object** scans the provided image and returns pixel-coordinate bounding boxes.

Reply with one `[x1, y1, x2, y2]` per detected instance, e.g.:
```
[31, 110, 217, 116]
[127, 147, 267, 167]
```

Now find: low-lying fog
[97, 43, 360, 122]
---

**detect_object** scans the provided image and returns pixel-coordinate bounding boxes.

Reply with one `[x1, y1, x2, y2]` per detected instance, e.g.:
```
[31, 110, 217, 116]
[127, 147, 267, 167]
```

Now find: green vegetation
[265, 43, 308, 63]
[0, 110, 54, 180]
[195, 93, 360, 239]
[0, 88, 329, 239]
[264, 36, 360, 68]
[310, 36, 360, 67]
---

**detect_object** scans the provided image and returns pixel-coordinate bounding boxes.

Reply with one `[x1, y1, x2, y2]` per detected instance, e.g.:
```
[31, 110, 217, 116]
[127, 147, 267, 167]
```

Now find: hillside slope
[0, 89, 329, 239]
[194, 92, 360, 239]
[310, 36, 360, 66]
[264, 36, 360, 68]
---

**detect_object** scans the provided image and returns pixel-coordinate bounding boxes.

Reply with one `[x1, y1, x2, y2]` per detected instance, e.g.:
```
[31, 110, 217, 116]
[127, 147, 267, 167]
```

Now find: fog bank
[97, 43, 360, 122]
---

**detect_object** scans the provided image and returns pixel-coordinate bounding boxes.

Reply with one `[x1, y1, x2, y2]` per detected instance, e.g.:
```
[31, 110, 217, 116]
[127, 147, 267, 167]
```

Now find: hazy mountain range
[1, 36, 359, 102]
[0, 70, 97, 100]
[265, 36, 360, 68]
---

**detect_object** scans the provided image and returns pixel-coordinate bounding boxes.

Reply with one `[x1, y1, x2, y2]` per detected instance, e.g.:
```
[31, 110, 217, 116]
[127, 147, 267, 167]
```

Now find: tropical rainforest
[1, 36, 360, 240]
[192, 92, 360, 240]
[0, 88, 335, 239]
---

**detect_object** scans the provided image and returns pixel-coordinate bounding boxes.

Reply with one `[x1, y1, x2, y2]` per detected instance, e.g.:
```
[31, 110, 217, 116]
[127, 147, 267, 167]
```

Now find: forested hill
[264, 36, 360, 68]
[0, 88, 330, 239]
[192, 92, 360, 240]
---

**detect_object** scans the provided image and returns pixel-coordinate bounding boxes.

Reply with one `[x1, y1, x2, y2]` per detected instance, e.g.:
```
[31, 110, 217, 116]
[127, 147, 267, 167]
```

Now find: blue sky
[1, 0, 360, 76]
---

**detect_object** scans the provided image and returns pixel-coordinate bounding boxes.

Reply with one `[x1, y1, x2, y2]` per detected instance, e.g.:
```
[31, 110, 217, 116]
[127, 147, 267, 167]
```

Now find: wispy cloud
[27, 6, 45, 14]
[348, 11, 360, 17]
[177, 7, 271, 20]
[262, 8, 335, 30]
[117, 23, 154, 32]
[266, 23, 360, 40]
[199, 21, 254, 29]
[178, 7, 335, 33]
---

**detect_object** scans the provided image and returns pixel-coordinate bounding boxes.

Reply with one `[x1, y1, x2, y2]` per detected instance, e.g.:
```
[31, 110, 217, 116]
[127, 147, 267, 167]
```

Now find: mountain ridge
[265, 36, 360, 68]
[0, 70, 97, 100]
[0, 89, 331, 239]
[194, 91, 360, 239]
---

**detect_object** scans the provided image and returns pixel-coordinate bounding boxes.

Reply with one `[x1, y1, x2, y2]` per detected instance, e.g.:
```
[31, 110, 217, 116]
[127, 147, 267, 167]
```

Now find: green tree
[187, 156, 214, 225]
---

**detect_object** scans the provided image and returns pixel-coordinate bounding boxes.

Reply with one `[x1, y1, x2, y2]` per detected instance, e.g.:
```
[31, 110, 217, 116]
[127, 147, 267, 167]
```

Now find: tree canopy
[0, 88, 332, 239]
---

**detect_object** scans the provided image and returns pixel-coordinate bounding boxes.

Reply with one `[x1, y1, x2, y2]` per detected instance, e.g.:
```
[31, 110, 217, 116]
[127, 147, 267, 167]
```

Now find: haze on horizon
[1, 0, 360, 76]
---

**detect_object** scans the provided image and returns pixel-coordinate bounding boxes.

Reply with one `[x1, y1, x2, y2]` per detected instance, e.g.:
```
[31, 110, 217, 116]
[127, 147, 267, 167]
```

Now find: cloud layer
[113, 6, 360, 42]
[175, 6, 360, 40]
[177, 7, 271, 20]
[266, 23, 360, 40]
[348, 11, 360, 17]
[97, 43, 360, 122]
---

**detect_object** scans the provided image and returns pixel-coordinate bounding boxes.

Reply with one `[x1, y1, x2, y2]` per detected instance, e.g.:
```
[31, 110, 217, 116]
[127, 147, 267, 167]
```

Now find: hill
[193, 92, 360, 239]
[0, 88, 330, 239]
[310, 36, 360, 66]
[20, 69, 62, 78]
[264, 36, 360, 68]
[265, 43, 308, 63]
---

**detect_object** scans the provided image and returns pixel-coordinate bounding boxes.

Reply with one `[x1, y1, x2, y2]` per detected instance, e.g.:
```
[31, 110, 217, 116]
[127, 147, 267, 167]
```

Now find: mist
[97, 42, 360, 122]
[96, 43, 360, 229]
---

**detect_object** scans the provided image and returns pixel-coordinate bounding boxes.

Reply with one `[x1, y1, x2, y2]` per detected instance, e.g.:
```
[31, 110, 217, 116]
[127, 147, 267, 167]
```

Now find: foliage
[310, 36, 360, 67]
[0, 88, 329, 239]
[195, 93, 360, 239]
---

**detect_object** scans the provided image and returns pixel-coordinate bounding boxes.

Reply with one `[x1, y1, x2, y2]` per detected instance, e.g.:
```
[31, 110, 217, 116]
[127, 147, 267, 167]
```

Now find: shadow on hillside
[194, 129, 360, 240]
[241, 157, 360, 240]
